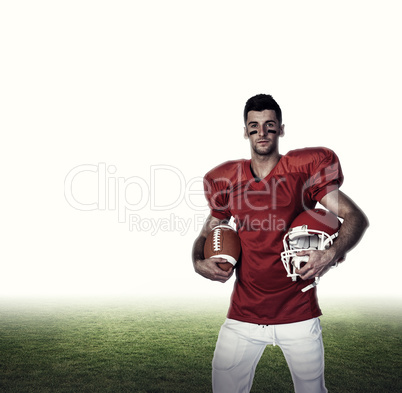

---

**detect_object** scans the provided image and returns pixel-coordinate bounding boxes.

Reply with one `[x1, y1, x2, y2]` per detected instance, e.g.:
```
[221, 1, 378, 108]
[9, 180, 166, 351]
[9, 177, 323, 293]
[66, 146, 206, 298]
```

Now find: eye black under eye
[249, 131, 257, 135]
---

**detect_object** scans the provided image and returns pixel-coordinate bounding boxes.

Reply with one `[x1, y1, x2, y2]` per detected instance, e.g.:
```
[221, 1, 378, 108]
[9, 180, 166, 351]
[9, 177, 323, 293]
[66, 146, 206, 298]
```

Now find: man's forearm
[192, 235, 206, 266]
[320, 189, 369, 263]
[331, 209, 369, 263]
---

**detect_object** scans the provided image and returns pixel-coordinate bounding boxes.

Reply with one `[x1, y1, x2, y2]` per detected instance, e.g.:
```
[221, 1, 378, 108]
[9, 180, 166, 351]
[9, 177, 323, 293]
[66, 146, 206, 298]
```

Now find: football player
[192, 94, 368, 393]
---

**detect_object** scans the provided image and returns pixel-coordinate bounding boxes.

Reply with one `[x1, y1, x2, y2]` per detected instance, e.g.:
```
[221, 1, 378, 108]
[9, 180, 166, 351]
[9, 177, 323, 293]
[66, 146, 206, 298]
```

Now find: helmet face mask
[280, 209, 341, 292]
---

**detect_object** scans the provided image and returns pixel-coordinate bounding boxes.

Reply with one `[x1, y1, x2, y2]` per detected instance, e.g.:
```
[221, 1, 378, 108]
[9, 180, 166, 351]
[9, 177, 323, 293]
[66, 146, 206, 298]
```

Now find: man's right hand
[193, 257, 234, 283]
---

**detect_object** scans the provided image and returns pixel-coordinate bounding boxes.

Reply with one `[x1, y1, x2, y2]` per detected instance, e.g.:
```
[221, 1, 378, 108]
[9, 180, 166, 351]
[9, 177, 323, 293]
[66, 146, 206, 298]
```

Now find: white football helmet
[281, 208, 341, 292]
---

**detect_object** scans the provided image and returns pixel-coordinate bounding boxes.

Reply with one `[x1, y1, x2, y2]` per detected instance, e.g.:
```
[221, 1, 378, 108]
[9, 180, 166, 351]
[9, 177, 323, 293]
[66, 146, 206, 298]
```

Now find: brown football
[204, 225, 241, 271]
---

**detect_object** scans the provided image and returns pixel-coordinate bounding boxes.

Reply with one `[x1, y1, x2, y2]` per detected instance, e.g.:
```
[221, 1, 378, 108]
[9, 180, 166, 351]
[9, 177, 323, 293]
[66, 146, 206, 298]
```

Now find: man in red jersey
[192, 94, 368, 393]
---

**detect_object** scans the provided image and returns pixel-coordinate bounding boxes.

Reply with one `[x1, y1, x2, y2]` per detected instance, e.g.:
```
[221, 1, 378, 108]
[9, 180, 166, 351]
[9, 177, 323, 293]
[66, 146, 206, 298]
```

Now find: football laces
[213, 228, 222, 252]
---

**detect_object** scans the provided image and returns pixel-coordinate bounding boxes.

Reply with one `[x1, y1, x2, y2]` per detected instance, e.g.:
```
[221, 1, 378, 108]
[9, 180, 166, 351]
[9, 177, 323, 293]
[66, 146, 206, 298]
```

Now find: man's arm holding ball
[192, 214, 234, 283]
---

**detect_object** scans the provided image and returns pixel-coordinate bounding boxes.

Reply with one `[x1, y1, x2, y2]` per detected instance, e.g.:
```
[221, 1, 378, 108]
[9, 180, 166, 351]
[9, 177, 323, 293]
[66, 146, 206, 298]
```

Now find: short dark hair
[243, 94, 282, 125]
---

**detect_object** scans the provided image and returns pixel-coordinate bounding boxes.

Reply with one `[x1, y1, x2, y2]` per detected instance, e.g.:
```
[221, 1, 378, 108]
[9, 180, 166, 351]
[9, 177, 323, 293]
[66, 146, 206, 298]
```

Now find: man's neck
[250, 153, 281, 180]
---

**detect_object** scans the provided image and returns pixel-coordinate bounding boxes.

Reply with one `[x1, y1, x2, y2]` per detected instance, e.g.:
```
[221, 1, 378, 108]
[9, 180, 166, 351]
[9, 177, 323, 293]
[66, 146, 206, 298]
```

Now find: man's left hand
[295, 249, 345, 280]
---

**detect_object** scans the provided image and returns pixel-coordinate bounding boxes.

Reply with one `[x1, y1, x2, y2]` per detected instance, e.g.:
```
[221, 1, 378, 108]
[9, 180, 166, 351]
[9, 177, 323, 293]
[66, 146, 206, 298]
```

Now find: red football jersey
[203, 147, 343, 325]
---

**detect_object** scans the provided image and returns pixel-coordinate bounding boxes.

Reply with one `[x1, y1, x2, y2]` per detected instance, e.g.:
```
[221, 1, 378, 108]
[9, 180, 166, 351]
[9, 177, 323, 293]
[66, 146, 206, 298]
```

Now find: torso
[204, 147, 343, 324]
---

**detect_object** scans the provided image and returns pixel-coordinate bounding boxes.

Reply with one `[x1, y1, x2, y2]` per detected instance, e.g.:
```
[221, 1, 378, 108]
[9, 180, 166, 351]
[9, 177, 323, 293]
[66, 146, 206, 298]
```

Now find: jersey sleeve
[306, 148, 344, 202]
[203, 172, 232, 220]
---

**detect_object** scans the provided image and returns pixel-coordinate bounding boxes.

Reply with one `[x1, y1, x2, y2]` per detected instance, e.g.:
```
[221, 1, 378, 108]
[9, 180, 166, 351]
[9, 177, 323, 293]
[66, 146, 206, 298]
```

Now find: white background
[1, 1, 400, 301]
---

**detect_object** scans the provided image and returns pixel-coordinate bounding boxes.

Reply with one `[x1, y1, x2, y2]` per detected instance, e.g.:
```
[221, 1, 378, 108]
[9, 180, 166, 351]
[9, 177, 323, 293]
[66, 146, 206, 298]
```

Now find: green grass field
[0, 296, 400, 392]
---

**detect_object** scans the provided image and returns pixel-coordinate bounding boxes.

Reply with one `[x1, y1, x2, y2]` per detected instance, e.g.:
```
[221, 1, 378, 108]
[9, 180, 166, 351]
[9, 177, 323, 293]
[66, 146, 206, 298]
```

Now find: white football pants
[212, 318, 327, 393]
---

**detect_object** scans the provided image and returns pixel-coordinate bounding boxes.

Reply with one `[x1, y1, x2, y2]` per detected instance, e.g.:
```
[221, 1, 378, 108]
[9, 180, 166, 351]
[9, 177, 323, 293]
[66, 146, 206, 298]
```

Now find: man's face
[244, 110, 284, 156]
